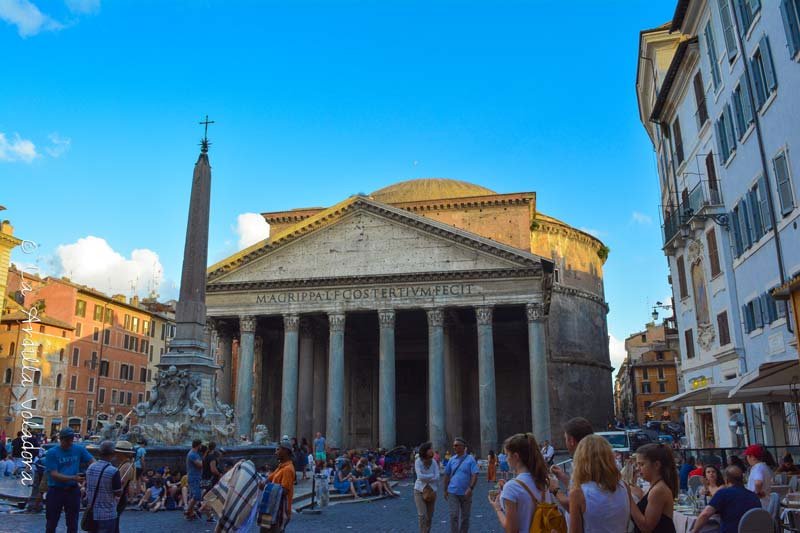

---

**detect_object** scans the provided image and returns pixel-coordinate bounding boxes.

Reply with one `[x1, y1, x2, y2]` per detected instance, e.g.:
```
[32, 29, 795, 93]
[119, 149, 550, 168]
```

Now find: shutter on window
[693, 73, 708, 125]
[758, 176, 773, 231]
[742, 304, 752, 333]
[781, 0, 800, 56]
[753, 298, 764, 329]
[751, 55, 766, 107]
[674, 119, 684, 165]
[715, 120, 727, 160]
[760, 294, 771, 324]
[677, 256, 689, 299]
[733, 89, 746, 139]
[749, 188, 763, 239]
[718, 0, 738, 58]
[706, 153, 719, 200]
[738, 200, 751, 249]
[705, 23, 721, 88]
[760, 36, 778, 93]
[723, 105, 736, 157]
[740, 73, 754, 126]
[774, 152, 796, 215]
[707, 228, 721, 277]
[732, 205, 743, 257]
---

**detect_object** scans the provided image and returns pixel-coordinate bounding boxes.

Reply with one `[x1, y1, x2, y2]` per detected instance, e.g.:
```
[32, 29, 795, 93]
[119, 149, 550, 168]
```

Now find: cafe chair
[738, 508, 775, 533]
[791, 476, 800, 492]
[687, 475, 704, 495]
[766, 492, 780, 522]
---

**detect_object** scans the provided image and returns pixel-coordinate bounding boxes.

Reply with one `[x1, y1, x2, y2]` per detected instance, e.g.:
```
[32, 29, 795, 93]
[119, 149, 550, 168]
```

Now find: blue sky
[1, 0, 677, 371]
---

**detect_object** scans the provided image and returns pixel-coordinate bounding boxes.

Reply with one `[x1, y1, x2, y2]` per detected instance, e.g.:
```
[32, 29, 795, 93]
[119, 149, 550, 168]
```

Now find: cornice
[550, 356, 614, 372]
[207, 268, 542, 293]
[208, 196, 541, 282]
[534, 219, 604, 249]
[392, 192, 534, 213]
[552, 284, 608, 312]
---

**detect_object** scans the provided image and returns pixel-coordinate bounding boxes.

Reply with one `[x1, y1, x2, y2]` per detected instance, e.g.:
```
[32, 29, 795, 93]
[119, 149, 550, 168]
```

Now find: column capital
[526, 303, 547, 323]
[239, 315, 257, 334]
[299, 317, 315, 337]
[214, 320, 234, 338]
[284, 314, 300, 333]
[475, 306, 493, 326]
[426, 308, 444, 328]
[378, 309, 395, 328]
[328, 312, 346, 333]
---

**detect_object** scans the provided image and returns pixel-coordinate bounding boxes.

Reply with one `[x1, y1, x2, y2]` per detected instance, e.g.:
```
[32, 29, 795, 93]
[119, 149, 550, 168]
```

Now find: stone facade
[207, 179, 613, 451]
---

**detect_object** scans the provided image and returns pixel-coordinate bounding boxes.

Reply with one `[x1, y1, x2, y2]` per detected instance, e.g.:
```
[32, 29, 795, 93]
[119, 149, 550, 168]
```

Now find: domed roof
[370, 178, 496, 204]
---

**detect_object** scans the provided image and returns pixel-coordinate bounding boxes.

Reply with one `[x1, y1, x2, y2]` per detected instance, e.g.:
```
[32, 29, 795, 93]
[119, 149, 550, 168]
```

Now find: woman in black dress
[629, 444, 678, 533]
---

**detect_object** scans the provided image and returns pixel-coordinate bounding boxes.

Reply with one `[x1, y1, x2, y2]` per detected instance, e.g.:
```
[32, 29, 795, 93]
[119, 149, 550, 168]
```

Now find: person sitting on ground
[777, 452, 800, 474]
[369, 465, 398, 497]
[333, 463, 359, 498]
[165, 471, 184, 510]
[698, 465, 724, 499]
[138, 477, 166, 512]
[691, 466, 761, 533]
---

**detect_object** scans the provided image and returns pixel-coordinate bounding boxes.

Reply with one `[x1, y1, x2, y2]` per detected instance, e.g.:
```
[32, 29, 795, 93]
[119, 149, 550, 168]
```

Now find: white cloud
[54, 236, 165, 298]
[65, 0, 100, 14]
[0, 0, 62, 37]
[45, 132, 71, 157]
[0, 132, 37, 162]
[235, 213, 270, 250]
[609, 334, 627, 376]
[631, 211, 653, 225]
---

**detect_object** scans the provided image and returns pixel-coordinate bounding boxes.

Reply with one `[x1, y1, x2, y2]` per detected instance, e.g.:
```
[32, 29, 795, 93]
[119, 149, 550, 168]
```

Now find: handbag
[421, 483, 436, 503]
[81, 463, 110, 532]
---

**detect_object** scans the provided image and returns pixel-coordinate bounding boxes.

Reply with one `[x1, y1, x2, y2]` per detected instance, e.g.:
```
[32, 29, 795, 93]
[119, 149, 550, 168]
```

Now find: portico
[206, 196, 554, 454]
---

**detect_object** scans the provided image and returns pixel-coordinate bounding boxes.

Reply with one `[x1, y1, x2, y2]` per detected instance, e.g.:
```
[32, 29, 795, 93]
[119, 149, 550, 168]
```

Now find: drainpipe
[727, 0, 791, 332]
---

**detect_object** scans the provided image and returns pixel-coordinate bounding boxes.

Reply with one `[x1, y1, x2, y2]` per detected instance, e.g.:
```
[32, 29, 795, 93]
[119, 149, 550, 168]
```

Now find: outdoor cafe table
[672, 508, 720, 533]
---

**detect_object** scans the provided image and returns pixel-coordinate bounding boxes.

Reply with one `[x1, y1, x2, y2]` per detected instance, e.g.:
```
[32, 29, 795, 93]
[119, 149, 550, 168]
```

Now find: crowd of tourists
[27, 417, 795, 532]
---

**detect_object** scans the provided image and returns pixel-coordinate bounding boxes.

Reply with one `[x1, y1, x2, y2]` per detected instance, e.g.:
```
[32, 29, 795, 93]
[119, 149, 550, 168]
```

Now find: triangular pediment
[208, 197, 542, 285]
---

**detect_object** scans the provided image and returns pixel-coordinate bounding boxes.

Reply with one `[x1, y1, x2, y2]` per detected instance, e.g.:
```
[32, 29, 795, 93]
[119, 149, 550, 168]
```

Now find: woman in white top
[489, 432, 564, 533]
[413, 441, 440, 533]
[568, 434, 630, 533]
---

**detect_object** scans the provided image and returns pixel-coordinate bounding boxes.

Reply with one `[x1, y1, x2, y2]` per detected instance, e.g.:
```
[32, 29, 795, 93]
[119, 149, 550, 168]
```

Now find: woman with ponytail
[629, 443, 678, 533]
[488, 433, 565, 532]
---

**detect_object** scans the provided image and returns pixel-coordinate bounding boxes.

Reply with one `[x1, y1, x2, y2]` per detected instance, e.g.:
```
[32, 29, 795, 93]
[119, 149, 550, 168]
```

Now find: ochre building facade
[206, 179, 612, 453]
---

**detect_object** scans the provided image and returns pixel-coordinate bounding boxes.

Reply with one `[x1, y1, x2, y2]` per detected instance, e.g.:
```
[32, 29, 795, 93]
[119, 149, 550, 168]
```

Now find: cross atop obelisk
[199, 115, 214, 153]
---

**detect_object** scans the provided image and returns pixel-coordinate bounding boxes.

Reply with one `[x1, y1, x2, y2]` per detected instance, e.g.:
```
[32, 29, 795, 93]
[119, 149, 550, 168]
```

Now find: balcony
[662, 180, 725, 249]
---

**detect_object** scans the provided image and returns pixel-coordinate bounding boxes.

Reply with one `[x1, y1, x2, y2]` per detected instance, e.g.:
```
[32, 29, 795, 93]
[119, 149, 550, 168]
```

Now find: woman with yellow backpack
[488, 433, 567, 533]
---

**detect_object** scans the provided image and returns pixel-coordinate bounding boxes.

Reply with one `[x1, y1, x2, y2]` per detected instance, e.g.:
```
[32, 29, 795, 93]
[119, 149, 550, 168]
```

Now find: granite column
[236, 315, 256, 438]
[475, 306, 497, 457]
[280, 314, 300, 439]
[217, 324, 233, 405]
[326, 313, 346, 450]
[297, 319, 315, 442]
[527, 303, 551, 441]
[378, 309, 396, 449]
[427, 308, 446, 453]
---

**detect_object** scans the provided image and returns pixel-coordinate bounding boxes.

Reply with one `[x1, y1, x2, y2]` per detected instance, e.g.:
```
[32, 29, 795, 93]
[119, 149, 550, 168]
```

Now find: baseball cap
[744, 444, 765, 459]
[278, 439, 293, 452]
[59, 428, 75, 439]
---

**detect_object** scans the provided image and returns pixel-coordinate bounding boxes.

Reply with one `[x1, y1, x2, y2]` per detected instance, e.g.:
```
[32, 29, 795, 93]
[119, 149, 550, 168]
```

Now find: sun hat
[114, 440, 135, 454]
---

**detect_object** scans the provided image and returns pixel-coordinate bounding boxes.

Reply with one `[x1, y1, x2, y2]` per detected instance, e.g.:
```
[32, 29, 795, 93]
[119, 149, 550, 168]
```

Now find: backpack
[513, 478, 567, 533]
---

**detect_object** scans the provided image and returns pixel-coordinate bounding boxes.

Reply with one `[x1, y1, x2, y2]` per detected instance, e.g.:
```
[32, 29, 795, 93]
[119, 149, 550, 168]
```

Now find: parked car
[598, 431, 631, 454]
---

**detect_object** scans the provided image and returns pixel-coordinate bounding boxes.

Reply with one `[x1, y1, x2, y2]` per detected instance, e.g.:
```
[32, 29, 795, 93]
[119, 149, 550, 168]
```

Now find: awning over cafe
[728, 360, 800, 403]
[651, 385, 733, 408]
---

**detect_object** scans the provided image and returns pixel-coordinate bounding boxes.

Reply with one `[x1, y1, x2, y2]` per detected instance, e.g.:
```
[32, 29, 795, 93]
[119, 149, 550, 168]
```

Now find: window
[72, 347, 79, 366]
[658, 382, 667, 393]
[39, 325, 45, 333]
[59, 348, 64, 362]
[56, 374, 63, 387]
[718, 0, 738, 59]
[143, 320, 149, 336]
[92, 327, 99, 342]
[67, 399, 75, 416]
[123, 334, 129, 350]
[704, 22, 722, 89]
[93, 304, 103, 321]
[761, 292, 780, 324]
[75, 299, 86, 317]
[88, 377, 94, 392]
[141, 340, 148, 354]
[124, 314, 130, 330]
[677, 255, 689, 299]
[54, 399, 60, 410]
[91, 351, 98, 369]
[140, 367, 147, 383]
[99, 360, 109, 377]
[643, 368, 649, 380]
[37, 344, 43, 358]
[672, 118, 684, 167]
[132, 337, 139, 352]
[147, 369, 152, 381]
[105, 308, 113, 324]
[9, 342, 14, 356]
[774, 151, 796, 215]
[718, 311, 731, 345]
[685, 329, 696, 359]
[111, 390, 117, 404]
[706, 229, 721, 277]
[103, 329, 110, 345]
[755, 175, 774, 231]
[29, 399, 37, 409]
[715, 106, 736, 162]
[642, 382, 652, 394]
[641, 334, 647, 343]
[87, 400, 94, 417]
[132, 317, 139, 333]
[161, 322, 166, 340]
[70, 375, 77, 390]
[75, 322, 82, 337]
[658, 367, 665, 379]
[736, 0, 761, 32]
[127, 392, 132, 405]
[747, 184, 764, 242]
[732, 75, 754, 140]
[782, 0, 800, 57]
[98, 388, 106, 404]
[150, 320, 156, 338]
[751, 36, 777, 109]
[657, 351, 664, 361]
[3, 368, 10, 383]
[33, 370, 41, 385]
[138, 393, 143, 404]
[693, 72, 708, 128]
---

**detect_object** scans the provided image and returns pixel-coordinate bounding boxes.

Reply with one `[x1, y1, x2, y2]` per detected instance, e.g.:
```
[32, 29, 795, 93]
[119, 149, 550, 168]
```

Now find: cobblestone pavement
[1, 476, 504, 532]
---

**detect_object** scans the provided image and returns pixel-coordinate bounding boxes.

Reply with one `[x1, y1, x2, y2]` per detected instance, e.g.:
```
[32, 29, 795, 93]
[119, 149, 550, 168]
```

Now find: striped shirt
[85, 460, 122, 521]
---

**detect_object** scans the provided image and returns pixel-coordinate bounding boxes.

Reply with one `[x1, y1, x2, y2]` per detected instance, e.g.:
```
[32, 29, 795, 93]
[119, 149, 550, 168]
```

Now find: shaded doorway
[395, 310, 428, 447]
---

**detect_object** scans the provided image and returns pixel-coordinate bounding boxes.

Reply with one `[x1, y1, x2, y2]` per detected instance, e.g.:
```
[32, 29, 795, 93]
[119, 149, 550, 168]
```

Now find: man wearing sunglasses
[443, 437, 479, 533]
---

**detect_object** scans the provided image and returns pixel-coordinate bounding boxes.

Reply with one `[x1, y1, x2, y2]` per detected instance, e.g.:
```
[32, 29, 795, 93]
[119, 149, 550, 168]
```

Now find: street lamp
[652, 301, 673, 322]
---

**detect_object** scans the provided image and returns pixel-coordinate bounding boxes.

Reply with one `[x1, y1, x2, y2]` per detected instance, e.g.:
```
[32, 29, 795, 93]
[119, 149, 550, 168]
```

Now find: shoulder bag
[81, 463, 111, 532]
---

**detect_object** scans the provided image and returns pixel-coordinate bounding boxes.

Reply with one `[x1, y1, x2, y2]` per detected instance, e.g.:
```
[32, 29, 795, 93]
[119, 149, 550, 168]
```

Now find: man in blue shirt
[443, 437, 479, 533]
[679, 456, 696, 492]
[44, 428, 94, 533]
[185, 439, 204, 520]
[691, 465, 761, 533]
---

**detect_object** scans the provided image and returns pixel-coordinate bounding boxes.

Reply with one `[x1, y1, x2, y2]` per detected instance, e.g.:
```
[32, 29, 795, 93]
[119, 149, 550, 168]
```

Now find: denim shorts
[188, 478, 202, 500]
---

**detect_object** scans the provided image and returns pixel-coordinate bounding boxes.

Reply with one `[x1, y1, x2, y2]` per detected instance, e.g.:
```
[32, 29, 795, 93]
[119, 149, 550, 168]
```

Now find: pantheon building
[205, 179, 612, 453]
